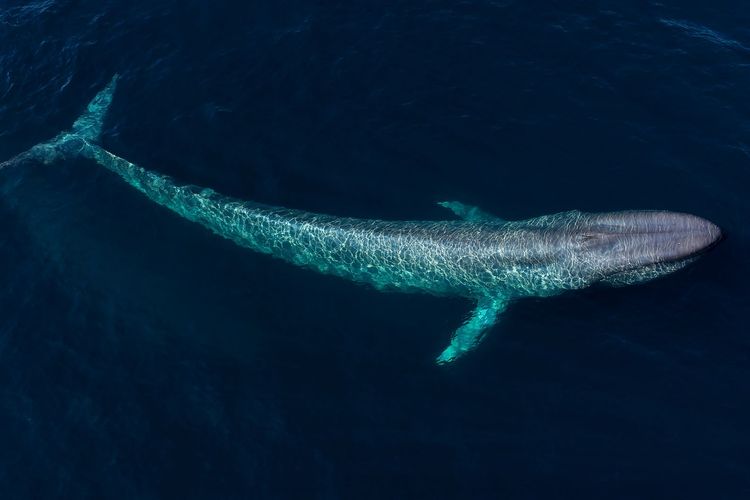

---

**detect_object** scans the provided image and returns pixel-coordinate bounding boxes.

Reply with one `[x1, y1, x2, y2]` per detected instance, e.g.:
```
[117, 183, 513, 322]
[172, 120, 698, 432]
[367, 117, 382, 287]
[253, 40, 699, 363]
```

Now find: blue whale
[1, 77, 722, 363]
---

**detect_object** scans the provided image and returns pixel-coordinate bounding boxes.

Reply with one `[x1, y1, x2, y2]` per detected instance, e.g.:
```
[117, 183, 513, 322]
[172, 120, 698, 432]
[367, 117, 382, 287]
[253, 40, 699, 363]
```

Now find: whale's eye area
[574, 231, 621, 255]
[576, 232, 604, 247]
[579, 233, 597, 242]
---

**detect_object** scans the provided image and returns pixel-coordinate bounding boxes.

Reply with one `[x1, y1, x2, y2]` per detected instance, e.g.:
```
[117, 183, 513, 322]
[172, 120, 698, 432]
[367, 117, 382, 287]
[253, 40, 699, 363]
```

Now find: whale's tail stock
[1, 74, 119, 170]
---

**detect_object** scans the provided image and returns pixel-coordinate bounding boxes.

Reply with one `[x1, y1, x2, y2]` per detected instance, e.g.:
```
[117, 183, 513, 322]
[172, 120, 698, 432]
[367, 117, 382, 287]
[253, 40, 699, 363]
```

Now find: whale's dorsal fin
[437, 201, 505, 222]
[436, 295, 508, 364]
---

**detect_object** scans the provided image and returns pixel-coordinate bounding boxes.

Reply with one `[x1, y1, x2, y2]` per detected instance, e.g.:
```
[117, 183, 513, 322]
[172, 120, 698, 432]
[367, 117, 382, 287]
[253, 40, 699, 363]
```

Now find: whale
[1, 76, 723, 363]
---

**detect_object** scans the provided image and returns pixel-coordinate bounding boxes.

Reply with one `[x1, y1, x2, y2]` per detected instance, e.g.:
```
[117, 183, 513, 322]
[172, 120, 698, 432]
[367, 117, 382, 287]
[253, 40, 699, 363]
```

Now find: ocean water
[0, 0, 748, 498]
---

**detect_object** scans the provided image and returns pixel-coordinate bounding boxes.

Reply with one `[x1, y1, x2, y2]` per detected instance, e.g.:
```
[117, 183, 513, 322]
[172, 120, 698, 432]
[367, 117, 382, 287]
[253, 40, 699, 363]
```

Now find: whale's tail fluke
[1, 74, 119, 170]
[71, 74, 119, 143]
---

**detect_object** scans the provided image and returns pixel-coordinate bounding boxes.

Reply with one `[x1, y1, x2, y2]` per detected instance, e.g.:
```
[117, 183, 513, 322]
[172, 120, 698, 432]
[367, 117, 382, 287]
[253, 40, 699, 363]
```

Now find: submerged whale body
[1, 77, 723, 363]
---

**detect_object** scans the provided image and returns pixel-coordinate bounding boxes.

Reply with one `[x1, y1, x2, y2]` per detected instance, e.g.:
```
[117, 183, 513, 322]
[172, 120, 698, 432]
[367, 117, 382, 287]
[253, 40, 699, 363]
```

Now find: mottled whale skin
[2, 77, 723, 363]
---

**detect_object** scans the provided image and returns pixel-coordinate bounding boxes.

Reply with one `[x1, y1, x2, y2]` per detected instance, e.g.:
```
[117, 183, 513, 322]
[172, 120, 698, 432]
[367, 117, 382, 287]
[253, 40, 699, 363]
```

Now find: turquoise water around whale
[1, 1, 749, 498]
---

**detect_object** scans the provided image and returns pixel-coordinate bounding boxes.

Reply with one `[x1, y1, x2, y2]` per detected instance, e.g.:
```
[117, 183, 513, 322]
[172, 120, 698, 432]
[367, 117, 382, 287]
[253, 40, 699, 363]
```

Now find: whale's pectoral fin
[436, 296, 508, 364]
[437, 201, 504, 222]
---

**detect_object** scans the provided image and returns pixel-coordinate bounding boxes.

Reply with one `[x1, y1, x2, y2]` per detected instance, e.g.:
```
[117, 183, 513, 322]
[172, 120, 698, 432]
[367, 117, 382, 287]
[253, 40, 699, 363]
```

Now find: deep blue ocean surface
[1, 1, 749, 498]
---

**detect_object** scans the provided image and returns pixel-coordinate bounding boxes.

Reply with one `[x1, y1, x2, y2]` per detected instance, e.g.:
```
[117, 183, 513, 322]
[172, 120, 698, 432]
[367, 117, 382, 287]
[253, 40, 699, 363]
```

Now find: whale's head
[570, 210, 722, 286]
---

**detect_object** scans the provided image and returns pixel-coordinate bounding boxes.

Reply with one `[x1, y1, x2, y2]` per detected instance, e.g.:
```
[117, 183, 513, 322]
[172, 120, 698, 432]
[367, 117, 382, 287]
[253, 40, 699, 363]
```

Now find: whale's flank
[1, 77, 722, 364]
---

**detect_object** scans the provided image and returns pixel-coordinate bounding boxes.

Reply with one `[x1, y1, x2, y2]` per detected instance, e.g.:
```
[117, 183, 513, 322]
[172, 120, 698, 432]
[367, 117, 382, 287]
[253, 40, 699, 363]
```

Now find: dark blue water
[1, 1, 748, 498]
